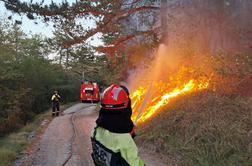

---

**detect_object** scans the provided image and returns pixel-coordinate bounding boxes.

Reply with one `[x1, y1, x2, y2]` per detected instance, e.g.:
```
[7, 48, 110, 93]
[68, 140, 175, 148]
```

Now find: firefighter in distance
[51, 91, 61, 117]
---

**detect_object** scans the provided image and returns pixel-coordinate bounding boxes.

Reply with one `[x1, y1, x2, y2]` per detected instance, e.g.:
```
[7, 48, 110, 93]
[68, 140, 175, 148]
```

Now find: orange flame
[128, 44, 211, 124]
[130, 74, 210, 124]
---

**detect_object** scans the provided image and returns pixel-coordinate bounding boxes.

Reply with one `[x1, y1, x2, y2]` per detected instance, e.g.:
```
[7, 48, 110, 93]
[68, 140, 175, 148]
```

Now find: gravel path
[16, 103, 167, 166]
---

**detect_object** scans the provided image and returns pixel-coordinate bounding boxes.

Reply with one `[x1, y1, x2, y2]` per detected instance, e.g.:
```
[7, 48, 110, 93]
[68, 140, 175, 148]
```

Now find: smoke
[163, 0, 252, 54]
[126, 43, 188, 92]
[122, 1, 252, 123]
[125, 0, 252, 99]
[126, 43, 183, 122]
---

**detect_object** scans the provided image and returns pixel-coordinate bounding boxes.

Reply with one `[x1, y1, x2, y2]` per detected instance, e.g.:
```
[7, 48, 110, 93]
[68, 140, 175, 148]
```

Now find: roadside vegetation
[0, 19, 80, 137]
[136, 52, 252, 166]
[0, 109, 51, 166]
[0, 103, 75, 166]
[137, 91, 251, 166]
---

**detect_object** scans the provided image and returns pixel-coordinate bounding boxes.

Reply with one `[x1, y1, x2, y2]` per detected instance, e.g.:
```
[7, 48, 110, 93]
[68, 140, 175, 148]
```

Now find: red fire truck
[80, 82, 100, 103]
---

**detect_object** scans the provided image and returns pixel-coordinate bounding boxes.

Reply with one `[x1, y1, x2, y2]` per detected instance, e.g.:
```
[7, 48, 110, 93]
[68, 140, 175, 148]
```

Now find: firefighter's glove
[130, 128, 136, 139]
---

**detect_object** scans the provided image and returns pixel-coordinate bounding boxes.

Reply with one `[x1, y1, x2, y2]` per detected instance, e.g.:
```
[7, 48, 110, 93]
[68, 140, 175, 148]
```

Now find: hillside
[136, 91, 252, 166]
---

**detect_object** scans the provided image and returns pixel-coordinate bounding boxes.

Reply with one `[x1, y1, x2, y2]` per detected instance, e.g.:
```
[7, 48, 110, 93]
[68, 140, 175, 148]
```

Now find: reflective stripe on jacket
[92, 127, 144, 166]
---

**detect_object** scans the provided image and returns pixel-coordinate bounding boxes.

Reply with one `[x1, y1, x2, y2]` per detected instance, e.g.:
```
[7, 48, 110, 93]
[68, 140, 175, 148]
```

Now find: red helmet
[101, 84, 129, 109]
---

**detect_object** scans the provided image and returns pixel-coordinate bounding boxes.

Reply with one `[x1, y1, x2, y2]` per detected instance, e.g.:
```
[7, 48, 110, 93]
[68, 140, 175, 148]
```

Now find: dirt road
[17, 103, 166, 166]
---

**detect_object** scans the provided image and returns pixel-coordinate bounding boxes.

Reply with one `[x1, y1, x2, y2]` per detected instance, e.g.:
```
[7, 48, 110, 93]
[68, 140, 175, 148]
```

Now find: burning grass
[130, 67, 211, 124]
[126, 43, 252, 165]
[135, 91, 252, 166]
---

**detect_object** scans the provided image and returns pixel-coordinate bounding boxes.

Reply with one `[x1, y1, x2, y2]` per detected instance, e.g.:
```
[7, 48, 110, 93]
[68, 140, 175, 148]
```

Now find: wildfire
[128, 44, 211, 124]
[130, 74, 210, 124]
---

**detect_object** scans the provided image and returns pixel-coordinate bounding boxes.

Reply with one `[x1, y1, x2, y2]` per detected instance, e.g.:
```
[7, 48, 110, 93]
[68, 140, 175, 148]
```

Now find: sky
[0, 1, 54, 37]
[0, 0, 103, 47]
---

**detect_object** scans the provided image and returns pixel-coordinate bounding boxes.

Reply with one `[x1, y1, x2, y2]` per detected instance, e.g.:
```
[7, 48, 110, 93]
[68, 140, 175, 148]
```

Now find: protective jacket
[91, 127, 144, 166]
[51, 94, 60, 103]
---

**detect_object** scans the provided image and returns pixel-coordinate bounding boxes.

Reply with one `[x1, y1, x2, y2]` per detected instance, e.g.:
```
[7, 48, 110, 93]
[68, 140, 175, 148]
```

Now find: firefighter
[91, 84, 144, 166]
[51, 90, 61, 117]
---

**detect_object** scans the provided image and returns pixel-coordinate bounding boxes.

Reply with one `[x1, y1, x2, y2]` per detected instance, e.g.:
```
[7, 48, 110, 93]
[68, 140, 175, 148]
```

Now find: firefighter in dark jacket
[51, 90, 61, 117]
[91, 84, 144, 166]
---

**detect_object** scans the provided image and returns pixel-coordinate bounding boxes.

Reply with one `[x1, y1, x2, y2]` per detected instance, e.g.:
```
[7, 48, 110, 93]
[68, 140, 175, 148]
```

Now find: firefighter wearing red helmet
[91, 84, 144, 166]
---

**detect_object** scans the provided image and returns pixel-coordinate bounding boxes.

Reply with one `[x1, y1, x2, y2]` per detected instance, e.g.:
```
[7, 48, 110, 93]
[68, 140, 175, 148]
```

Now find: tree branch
[96, 28, 158, 55]
[2, 0, 160, 50]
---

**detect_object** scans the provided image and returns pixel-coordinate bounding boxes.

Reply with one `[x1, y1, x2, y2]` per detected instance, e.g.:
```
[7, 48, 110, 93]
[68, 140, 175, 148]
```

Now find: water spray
[134, 81, 153, 126]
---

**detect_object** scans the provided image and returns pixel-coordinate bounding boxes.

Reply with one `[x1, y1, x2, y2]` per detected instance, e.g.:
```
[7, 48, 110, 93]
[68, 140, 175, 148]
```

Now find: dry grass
[136, 91, 252, 166]
[0, 111, 51, 166]
[0, 103, 76, 166]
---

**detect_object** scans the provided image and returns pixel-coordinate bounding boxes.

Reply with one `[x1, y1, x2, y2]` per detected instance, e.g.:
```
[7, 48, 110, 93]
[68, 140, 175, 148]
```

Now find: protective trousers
[52, 102, 60, 116]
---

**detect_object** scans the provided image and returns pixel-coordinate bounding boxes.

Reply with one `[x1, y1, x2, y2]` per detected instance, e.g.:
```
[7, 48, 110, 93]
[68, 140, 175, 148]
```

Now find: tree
[0, 18, 80, 136]
[161, 0, 252, 54]
[1, 0, 160, 58]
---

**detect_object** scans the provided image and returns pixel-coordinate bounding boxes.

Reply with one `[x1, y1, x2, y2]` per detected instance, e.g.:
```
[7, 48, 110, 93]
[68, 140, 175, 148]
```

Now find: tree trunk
[66, 48, 69, 68]
[161, 0, 168, 44]
[59, 49, 62, 65]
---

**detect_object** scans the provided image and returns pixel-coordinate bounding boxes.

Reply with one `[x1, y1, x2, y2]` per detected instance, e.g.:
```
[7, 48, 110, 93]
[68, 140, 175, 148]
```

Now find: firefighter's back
[91, 127, 144, 166]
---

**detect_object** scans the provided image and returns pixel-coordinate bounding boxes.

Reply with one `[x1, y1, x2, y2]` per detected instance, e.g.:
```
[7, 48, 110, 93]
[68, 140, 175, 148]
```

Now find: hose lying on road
[61, 105, 95, 166]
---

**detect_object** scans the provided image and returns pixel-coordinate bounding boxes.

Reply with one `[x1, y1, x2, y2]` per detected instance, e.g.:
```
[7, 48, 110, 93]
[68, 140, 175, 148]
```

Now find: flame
[128, 44, 211, 124]
[130, 72, 210, 124]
